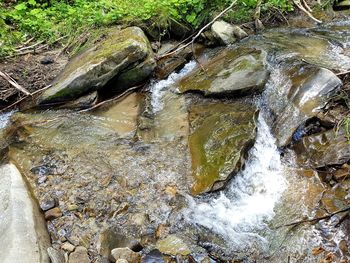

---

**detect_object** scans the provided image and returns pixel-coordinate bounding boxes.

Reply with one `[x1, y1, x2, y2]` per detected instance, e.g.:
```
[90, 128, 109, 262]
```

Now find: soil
[0, 49, 68, 109]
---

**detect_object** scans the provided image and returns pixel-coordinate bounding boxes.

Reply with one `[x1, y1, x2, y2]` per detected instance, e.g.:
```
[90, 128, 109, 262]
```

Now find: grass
[0, 0, 294, 58]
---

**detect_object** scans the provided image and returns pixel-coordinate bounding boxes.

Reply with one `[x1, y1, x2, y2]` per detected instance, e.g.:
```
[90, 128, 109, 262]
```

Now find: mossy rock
[178, 47, 268, 96]
[39, 27, 155, 104]
[189, 102, 258, 195]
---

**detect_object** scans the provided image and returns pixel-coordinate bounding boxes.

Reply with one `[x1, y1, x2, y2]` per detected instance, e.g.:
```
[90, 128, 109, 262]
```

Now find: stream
[1, 20, 350, 263]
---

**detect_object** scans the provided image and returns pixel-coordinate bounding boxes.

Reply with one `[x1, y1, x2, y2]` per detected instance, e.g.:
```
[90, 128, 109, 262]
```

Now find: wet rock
[211, 21, 237, 45]
[61, 91, 98, 109]
[188, 102, 258, 194]
[116, 259, 129, 263]
[61, 242, 76, 252]
[97, 229, 137, 258]
[110, 247, 141, 263]
[156, 235, 191, 256]
[47, 247, 65, 263]
[68, 246, 90, 263]
[40, 196, 56, 211]
[0, 164, 51, 263]
[179, 47, 268, 96]
[270, 64, 342, 146]
[39, 27, 155, 104]
[45, 207, 63, 220]
[142, 249, 165, 263]
[291, 127, 350, 168]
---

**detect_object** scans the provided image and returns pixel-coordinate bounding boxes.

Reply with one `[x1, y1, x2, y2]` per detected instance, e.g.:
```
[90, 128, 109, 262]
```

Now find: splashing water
[185, 114, 288, 252]
[0, 111, 15, 129]
[150, 61, 196, 113]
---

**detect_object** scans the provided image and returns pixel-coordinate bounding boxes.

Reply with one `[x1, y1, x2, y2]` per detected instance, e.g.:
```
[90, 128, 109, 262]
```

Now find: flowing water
[1, 21, 350, 263]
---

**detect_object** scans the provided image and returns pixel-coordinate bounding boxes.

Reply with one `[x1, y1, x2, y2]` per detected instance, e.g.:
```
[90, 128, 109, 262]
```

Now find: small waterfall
[150, 61, 196, 113]
[185, 113, 288, 252]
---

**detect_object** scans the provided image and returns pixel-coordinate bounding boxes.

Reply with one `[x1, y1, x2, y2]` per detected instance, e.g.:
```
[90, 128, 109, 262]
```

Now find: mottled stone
[156, 235, 191, 256]
[68, 246, 90, 263]
[45, 207, 63, 220]
[47, 247, 65, 263]
[211, 20, 237, 45]
[61, 242, 76, 252]
[188, 102, 258, 194]
[179, 47, 268, 96]
[39, 27, 155, 104]
[111, 247, 141, 263]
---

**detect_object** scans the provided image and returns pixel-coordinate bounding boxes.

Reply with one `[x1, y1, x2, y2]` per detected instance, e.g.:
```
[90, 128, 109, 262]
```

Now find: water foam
[0, 111, 15, 129]
[185, 114, 287, 250]
[150, 61, 196, 113]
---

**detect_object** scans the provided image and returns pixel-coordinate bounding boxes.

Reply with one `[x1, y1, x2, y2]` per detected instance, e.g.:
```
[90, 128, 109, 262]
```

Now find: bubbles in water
[185, 114, 288, 251]
[150, 61, 196, 113]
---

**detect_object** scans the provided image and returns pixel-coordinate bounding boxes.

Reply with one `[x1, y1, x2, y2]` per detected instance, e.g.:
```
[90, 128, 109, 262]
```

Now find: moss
[189, 102, 258, 195]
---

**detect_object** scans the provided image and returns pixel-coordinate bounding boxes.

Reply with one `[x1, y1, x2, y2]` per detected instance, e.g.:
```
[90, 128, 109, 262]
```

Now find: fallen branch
[275, 206, 350, 229]
[0, 84, 52, 113]
[158, 0, 237, 60]
[293, 0, 322, 24]
[79, 84, 144, 113]
[336, 70, 350, 76]
[15, 39, 45, 52]
[0, 71, 31, 96]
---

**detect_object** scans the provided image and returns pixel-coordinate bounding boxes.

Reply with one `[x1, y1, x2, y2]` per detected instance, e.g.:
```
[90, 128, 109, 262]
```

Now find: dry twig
[293, 0, 322, 24]
[0, 71, 31, 96]
[158, 0, 237, 60]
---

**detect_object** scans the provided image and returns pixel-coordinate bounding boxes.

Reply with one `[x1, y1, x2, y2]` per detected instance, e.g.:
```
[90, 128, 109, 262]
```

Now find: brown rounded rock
[44, 207, 63, 220]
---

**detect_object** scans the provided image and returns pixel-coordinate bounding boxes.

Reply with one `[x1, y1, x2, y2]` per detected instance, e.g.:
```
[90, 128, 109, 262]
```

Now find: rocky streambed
[1, 20, 350, 263]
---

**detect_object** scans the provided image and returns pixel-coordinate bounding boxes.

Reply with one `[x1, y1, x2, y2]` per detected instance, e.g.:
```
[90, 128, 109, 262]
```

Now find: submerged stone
[156, 235, 191, 256]
[291, 128, 350, 168]
[270, 64, 342, 146]
[188, 102, 258, 195]
[179, 47, 268, 96]
[39, 27, 155, 104]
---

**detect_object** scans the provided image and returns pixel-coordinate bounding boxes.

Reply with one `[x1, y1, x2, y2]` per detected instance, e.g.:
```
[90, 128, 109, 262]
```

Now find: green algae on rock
[39, 27, 155, 104]
[189, 102, 258, 195]
[156, 235, 191, 256]
[178, 47, 268, 96]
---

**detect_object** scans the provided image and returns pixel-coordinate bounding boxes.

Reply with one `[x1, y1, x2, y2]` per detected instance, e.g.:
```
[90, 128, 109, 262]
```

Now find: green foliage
[0, 0, 293, 57]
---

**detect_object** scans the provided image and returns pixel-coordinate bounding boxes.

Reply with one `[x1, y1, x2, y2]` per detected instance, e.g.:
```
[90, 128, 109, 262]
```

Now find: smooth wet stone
[97, 229, 134, 258]
[259, 30, 350, 70]
[188, 102, 258, 195]
[0, 164, 50, 263]
[61, 242, 76, 252]
[179, 47, 268, 96]
[156, 235, 191, 256]
[68, 246, 90, 263]
[111, 247, 141, 263]
[291, 127, 350, 168]
[47, 247, 65, 263]
[270, 64, 342, 146]
[39, 27, 155, 104]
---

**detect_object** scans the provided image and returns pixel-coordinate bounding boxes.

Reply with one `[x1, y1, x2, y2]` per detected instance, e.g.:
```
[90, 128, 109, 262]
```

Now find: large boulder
[0, 164, 51, 263]
[291, 127, 350, 168]
[179, 47, 268, 96]
[269, 64, 342, 146]
[188, 102, 258, 195]
[39, 27, 155, 104]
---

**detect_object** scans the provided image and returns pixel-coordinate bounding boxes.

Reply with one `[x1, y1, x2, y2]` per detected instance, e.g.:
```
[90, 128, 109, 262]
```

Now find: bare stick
[0, 71, 31, 96]
[336, 70, 350, 76]
[275, 206, 350, 229]
[0, 84, 52, 113]
[293, 0, 322, 24]
[15, 40, 45, 52]
[158, 0, 237, 60]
